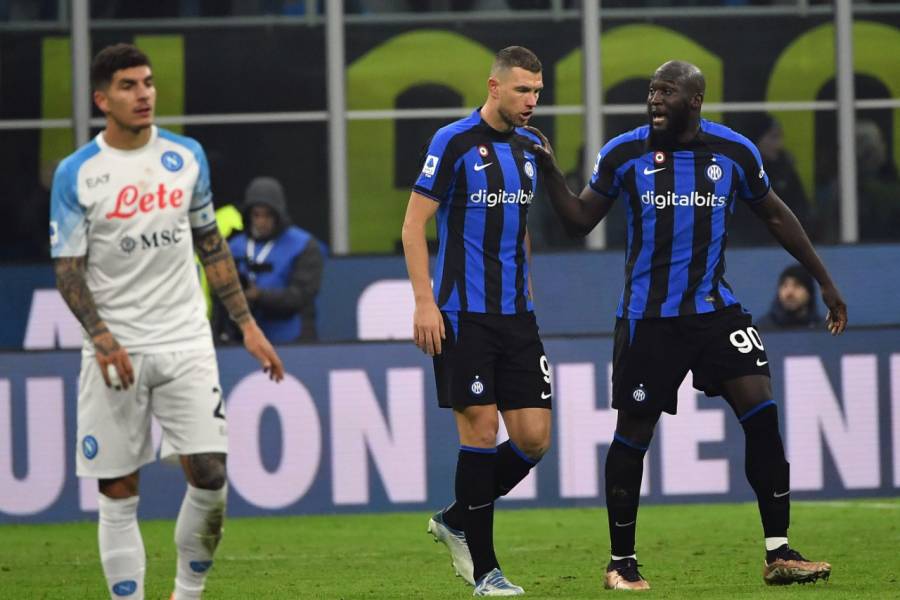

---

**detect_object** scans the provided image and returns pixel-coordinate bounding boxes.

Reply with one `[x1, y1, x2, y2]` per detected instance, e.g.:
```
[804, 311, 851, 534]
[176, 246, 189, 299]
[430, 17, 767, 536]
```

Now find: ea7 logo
[86, 173, 110, 188]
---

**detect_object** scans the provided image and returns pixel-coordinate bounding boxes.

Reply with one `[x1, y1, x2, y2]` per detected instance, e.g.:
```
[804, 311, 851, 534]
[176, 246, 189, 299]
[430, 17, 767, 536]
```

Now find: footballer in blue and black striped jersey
[590, 118, 770, 320]
[413, 108, 541, 316]
[403, 46, 553, 594]
[525, 59, 846, 591]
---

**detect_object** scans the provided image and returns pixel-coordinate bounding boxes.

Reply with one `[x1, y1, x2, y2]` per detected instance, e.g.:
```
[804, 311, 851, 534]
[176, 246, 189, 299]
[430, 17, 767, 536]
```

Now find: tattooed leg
[174, 453, 227, 599]
[181, 453, 227, 491]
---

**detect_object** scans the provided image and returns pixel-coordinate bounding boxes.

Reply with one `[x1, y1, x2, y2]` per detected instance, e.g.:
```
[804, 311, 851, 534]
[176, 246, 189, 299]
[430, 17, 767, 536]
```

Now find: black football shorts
[612, 304, 771, 416]
[433, 311, 552, 411]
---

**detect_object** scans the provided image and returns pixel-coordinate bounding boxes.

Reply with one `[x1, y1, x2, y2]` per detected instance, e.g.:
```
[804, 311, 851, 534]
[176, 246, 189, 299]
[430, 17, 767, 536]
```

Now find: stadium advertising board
[2, 330, 898, 523]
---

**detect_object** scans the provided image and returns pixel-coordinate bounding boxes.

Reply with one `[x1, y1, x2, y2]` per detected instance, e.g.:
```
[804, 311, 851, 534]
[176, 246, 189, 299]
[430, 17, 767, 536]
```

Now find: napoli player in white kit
[50, 44, 285, 600]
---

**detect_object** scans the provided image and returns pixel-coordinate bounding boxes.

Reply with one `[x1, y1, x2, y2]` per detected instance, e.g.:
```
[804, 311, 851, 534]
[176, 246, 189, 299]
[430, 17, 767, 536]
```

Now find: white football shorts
[76, 348, 228, 479]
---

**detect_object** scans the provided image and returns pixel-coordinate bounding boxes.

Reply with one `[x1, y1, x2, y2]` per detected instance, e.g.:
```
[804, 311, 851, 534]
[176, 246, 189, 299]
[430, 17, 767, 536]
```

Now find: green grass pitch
[1, 499, 897, 599]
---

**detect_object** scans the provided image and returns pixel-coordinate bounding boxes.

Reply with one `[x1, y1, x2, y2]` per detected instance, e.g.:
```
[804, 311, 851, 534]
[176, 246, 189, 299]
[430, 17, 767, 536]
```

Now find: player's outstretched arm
[193, 228, 285, 381]
[53, 257, 135, 389]
[401, 191, 444, 356]
[516, 126, 614, 237]
[750, 191, 848, 335]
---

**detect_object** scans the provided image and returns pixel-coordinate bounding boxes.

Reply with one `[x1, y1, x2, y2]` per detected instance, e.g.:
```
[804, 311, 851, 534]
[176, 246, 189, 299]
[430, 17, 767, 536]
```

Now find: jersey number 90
[729, 326, 764, 354]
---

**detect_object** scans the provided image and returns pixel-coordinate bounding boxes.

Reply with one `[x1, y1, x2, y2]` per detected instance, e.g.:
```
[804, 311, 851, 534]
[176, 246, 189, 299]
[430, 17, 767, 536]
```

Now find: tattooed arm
[193, 227, 285, 381]
[53, 256, 135, 389]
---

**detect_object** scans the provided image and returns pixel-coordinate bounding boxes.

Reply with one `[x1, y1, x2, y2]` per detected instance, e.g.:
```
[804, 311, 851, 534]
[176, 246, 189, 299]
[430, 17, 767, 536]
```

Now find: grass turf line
[0, 499, 897, 599]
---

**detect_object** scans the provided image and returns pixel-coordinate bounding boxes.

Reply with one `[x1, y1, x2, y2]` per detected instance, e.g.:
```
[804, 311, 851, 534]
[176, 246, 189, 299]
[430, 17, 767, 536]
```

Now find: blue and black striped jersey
[590, 119, 771, 319]
[414, 109, 541, 315]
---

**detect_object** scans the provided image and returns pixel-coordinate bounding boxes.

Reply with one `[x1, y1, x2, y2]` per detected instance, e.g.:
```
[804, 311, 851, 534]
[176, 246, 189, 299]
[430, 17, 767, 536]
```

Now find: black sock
[605, 435, 647, 557]
[494, 440, 540, 496]
[455, 446, 499, 581]
[444, 440, 539, 531]
[740, 402, 790, 539]
[441, 501, 464, 531]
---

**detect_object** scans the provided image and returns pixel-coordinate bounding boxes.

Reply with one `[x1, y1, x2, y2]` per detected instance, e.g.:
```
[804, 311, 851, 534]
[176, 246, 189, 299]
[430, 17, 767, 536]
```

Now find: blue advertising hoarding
[2, 328, 898, 524]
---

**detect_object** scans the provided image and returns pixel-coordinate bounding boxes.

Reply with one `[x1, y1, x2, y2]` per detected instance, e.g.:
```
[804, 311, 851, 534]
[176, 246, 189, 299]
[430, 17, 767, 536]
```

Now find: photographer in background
[215, 176, 323, 344]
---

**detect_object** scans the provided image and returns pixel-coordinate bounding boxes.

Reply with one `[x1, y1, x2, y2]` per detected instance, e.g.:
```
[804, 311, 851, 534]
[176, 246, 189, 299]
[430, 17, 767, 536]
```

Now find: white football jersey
[50, 126, 218, 355]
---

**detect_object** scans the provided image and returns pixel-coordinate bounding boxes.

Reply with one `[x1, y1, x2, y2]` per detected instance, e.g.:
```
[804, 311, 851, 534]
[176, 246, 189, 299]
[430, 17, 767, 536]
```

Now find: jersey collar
[474, 107, 517, 140]
[645, 119, 708, 152]
[96, 125, 159, 157]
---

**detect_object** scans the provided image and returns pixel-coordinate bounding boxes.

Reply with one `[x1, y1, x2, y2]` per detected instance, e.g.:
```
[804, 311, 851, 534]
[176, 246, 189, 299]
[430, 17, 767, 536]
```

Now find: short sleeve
[588, 140, 624, 199]
[188, 144, 217, 233]
[413, 131, 461, 203]
[50, 160, 87, 258]
[736, 137, 771, 202]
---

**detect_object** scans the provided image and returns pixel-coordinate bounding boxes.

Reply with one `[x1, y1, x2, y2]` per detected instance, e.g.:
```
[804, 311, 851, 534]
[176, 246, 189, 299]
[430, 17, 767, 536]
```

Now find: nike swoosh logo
[773, 490, 790, 498]
[643, 166, 666, 175]
[467, 502, 492, 510]
[474, 162, 493, 172]
[614, 520, 636, 527]
[757, 359, 768, 366]
[541, 392, 552, 399]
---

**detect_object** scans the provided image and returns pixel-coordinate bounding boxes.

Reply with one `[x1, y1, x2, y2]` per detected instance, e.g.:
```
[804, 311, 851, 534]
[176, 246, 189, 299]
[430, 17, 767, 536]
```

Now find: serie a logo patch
[422, 154, 439, 177]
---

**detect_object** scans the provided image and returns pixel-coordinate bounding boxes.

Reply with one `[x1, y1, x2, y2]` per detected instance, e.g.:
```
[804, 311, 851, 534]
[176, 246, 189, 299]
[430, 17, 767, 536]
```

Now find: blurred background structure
[1, 0, 898, 260]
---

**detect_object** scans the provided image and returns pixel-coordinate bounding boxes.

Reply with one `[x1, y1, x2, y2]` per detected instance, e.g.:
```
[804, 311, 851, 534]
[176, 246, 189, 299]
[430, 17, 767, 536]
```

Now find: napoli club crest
[161, 151, 184, 172]
[82, 435, 99, 459]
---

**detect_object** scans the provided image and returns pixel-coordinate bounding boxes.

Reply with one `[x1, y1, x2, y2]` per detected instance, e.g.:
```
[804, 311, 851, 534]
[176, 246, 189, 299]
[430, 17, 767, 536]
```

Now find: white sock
[766, 536, 789, 552]
[98, 494, 145, 600]
[611, 554, 637, 561]
[173, 484, 227, 600]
